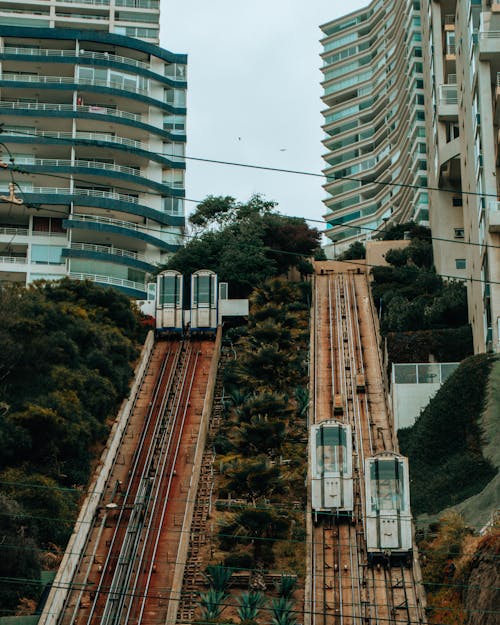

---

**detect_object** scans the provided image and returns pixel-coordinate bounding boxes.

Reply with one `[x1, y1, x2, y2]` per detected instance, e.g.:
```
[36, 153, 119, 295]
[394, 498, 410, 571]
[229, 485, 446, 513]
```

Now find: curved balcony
[2, 129, 185, 166]
[63, 242, 157, 271]
[0, 25, 187, 67]
[64, 214, 180, 251]
[68, 271, 146, 297]
[14, 187, 183, 226]
[0, 74, 186, 114]
[0, 47, 186, 86]
[0, 101, 185, 144]
[11, 157, 183, 195]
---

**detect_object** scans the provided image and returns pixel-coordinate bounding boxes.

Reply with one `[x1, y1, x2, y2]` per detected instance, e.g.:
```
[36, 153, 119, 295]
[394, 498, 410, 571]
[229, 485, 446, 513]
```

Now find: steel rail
[86, 344, 181, 625]
[97, 346, 181, 625]
[117, 343, 195, 624]
[133, 346, 200, 625]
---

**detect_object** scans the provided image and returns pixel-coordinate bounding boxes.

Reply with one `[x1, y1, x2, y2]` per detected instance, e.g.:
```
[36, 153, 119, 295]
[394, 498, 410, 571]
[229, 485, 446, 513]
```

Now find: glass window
[31, 244, 64, 264]
[370, 459, 406, 511]
[455, 258, 466, 269]
[315, 425, 347, 473]
[160, 274, 180, 305]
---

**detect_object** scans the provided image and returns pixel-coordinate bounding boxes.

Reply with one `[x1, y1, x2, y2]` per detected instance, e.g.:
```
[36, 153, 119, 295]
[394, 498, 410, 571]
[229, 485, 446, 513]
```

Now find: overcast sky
[160, 0, 367, 231]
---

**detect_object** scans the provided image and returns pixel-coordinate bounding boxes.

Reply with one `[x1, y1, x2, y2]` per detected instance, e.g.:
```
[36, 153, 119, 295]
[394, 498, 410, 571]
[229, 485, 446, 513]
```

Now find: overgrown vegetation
[197, 278, 308, 623]
[0, 278, 144, 614]
[418, 513, 500, 625]
[398, 354, 497, 516]
[165, 195, 321, 297]
[216, 279, 309, 571]
[370, 224, 472, 361]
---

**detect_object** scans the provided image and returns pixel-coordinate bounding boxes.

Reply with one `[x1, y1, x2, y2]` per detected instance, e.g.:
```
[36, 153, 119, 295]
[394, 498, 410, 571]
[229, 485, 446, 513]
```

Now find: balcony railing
[67, 213, 143, 231]
[13, 157, 141, 177]
[444, 15, 455, 26]
[479, 30, 500, 40]
[0, 255, 27, 264]
[2, 46, 149, 70]
[56, 0, 110, 5]
[0, 73, 150, 97]
[497, 72, 500, 88]
[438, 84, 458, 105]
[3, 128, 145, 150]
[0, 226, 28, 236]
[0, 100, 143, 123]
[69, 272, 146, 292]
[21, 186, 141, 205]
[115, 0, 159, 7]
[69, 242, 150, 262]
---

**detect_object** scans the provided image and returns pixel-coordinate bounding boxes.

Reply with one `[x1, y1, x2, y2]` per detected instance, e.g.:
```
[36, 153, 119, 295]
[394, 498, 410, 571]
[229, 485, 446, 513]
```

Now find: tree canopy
[166, 195, 321, 297]
[0, 278, 144, 614]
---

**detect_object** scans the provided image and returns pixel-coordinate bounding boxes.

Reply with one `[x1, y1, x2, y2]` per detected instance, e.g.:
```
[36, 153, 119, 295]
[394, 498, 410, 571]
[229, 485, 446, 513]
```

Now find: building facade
[0, 0, 186, 298]
[422, 0, 499, 353]
[320, 0, 428, 256]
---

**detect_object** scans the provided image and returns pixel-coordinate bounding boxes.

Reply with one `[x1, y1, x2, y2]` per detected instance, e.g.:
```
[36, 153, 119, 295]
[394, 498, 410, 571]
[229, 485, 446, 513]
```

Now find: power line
[0, 572, 497, 622]
[0, 536, 499, 589]
[0, 128, 496, 201]
[1, 133, 500, 253]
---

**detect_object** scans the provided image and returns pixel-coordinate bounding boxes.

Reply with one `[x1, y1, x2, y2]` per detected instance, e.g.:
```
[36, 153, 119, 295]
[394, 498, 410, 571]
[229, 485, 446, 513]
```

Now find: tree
[167, 195, 321, 297]
[338, 241, 366, 260]
[0, 494, 40, 615]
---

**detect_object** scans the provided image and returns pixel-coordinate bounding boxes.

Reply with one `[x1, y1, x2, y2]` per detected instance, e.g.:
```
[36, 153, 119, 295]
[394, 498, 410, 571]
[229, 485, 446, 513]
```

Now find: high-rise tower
[0, 0, 186, 298]
[320, 1, 427, 256]
[422, 0, 499, 353]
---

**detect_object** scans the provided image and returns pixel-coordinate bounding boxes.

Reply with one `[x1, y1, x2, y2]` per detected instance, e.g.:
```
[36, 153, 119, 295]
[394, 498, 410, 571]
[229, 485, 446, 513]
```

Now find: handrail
[2, 46, 184, 80]
[1, 73, 150, 96]
[69, 271, 145, 291]
[68, 213, 142, 231]
[0, 100, 143, 122]
[23, 186, 141, 204]
[0, 226, 28, 236]
[3, 128, 145, 149]
[69, 241, 150, 262]
[13, 156, 140, 177]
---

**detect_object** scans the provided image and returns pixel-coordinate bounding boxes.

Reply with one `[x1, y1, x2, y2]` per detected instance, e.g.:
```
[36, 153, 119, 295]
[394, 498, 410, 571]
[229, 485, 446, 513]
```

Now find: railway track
[60, 338, 215, 625]
[311, 266, 426, 625]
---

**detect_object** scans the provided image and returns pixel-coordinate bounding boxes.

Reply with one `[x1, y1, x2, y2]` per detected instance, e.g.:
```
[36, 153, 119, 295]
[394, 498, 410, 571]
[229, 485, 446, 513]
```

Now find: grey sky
[160, 1, 367, 230]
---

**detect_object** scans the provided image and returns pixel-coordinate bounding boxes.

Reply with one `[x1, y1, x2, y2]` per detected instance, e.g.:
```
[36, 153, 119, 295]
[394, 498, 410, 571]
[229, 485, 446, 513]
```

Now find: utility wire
[0, 573, 497, 621]
[0, 536, 499, 585]
[0, 128, 495, 201]
[3, 149, 500, 253]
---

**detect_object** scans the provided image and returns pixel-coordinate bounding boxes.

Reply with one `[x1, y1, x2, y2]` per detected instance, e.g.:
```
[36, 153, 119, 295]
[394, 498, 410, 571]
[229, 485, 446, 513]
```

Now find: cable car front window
[316, 425, 347, 474]
[194, 275, 211, 307]
[160, 275, 179, 306]
[370, 459, 406, 511]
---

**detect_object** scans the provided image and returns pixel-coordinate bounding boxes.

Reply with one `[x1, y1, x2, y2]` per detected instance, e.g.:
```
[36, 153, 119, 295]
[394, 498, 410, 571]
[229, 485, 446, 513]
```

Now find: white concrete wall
[392, 382, 441, 430]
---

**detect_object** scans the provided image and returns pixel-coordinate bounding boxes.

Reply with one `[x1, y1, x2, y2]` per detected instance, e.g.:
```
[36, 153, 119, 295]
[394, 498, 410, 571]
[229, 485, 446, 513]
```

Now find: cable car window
[160, 275, 179, 306]
[316, 425, 347, 473]
[194, 275, 211, 306]
[370, 459, 406, 512]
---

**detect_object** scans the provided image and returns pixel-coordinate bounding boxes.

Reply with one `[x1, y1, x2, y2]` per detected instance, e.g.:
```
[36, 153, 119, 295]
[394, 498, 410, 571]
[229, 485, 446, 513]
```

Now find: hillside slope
[398, 354, 498, 518]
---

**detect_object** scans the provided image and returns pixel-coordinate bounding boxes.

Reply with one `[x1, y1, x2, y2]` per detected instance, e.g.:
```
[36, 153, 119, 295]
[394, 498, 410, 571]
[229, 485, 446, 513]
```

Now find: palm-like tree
[236, 591, 265, 622]
[204, 564, 233, 592]
[198, 589, 227, 621]
[269, 597, 297, 625]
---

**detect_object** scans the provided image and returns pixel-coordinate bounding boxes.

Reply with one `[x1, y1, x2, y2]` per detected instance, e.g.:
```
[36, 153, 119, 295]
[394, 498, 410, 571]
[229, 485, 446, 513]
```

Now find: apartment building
[320, 0, 428, 256]
[422, 0, 499, 353]
[0, 0, 186, 298]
